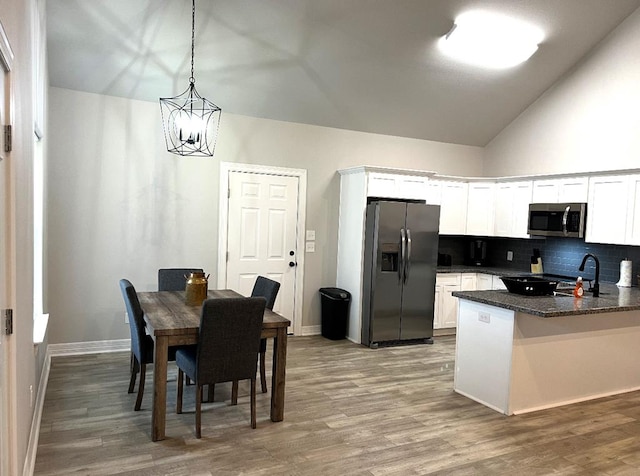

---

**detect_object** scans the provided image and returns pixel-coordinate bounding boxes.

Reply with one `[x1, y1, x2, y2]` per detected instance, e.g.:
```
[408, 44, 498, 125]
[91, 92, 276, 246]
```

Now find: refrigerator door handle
[399, 228, 406, 284]
[404, 228, 412, 283]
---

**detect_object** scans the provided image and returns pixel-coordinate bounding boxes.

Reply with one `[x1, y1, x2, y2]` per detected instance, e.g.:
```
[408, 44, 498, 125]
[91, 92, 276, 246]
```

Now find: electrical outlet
[478, 312, 490, 323]
[507, 250, 513, 261]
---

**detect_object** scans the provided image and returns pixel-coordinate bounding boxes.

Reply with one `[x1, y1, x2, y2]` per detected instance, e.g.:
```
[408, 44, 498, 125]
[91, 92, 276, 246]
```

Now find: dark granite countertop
[452, 283, 640, 317]
[436, 266, 528, 277]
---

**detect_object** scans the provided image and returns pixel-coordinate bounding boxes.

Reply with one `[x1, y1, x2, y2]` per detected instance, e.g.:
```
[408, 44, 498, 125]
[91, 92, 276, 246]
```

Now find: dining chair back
[251, 276, 280, 393]
[158, 268, 204, 291]
[175, 297, 266, 438]
[251, 276, 280, 311]
[119, 279, 154, 411]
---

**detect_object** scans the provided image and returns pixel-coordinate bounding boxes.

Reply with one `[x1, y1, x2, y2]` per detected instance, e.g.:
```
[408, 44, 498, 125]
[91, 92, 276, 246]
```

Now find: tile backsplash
[438, 235, 640, 285]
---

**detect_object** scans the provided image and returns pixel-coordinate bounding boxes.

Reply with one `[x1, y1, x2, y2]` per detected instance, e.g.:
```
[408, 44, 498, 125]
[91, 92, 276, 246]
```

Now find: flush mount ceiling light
[160, 0, 221, 157]
[438, 10, 544, 69]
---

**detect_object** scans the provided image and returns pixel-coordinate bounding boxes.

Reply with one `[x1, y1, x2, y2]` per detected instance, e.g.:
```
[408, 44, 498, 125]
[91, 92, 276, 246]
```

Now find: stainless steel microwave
[527, 203, 587, 238]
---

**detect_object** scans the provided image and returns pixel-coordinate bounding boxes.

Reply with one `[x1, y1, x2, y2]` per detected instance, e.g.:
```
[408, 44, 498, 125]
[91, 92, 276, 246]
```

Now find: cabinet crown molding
[339, 165, 640, 183]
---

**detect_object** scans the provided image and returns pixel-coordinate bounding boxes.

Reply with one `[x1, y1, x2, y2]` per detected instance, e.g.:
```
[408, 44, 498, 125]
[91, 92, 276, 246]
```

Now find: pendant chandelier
[160, 0, 221, 157]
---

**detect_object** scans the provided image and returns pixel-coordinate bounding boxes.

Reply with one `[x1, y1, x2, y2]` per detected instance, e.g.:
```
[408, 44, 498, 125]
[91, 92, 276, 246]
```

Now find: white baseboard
[48, 338, 131, 356]
[300, 325, 321, 336]
[22, 346, 50, 476]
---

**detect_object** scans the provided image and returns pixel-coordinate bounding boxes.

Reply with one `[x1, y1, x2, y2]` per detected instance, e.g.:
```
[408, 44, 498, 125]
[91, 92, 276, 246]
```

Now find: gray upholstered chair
[158, 268, 204, 291]
[119, 279, 156, 411]
[175, 297, 266, 438]
[251, 276, 280, 393]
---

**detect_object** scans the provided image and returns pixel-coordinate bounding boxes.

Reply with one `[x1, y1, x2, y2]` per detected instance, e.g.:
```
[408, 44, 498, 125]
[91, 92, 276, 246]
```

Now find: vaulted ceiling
[47, 0, 640, 147]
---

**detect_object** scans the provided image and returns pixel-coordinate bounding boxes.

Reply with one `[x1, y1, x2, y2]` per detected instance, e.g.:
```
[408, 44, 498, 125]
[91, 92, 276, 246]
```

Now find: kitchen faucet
[578, 253, 600, 297]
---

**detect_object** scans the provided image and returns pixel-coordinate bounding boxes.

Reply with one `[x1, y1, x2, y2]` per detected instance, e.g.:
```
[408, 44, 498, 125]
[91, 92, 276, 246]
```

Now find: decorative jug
[185, 271, 209, 306]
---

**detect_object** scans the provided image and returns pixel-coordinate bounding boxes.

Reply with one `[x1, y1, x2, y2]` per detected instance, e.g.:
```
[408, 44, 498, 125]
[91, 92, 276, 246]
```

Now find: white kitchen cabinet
[475, 273, 506, 290]
[476, 273, 493, 290]
[460, 273, 476, 291]
[367, 172, 428, 200]
[492, 275, 507, 290]
[425, 180, 442, 205]
[439, 181, 468, 235]
[435, 273, 461, 330]
[626, 175, 640, 245]
[466, 182, 496, 236]
[532, 177, 588, 203]
[586, 175, 629, 245]
[367, 172, 397, 198]
[494, 181, 533, 238]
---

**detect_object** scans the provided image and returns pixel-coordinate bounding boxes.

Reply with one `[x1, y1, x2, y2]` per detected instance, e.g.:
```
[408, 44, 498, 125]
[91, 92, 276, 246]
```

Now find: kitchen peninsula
[451, 283, 640, 415]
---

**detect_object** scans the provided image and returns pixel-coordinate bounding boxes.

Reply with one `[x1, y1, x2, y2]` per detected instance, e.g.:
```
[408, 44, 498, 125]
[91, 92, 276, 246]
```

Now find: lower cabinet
[435, 273, 506, 332]
[476, 273, 493, 290]
[434, 274, 461, 331]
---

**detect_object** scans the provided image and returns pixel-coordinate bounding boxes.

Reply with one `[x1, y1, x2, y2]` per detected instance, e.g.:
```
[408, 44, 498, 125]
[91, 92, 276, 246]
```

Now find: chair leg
[207, 384, 215, 402]
[259, 350, 267, 393]
[195, 384, 202, 439]
[134, 363, 146, 411]
[231, 381, 239, 405]
[176, 369, 184, 414]
[128, 355, 139, 394]
[250, 378, 257, 429]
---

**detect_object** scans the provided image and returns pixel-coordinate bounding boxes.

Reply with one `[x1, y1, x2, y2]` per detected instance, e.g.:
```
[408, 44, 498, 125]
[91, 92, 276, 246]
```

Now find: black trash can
[319, 287, 351, 340]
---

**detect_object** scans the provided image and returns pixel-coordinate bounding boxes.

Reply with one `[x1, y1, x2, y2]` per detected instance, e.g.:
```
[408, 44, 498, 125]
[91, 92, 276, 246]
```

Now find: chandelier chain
[190, 0, 195, 83]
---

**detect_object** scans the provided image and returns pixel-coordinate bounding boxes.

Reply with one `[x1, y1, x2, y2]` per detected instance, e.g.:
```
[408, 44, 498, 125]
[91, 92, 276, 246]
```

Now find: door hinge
[4, 309, 13, 335]
[228, 188, 231, 199]
[3, 125, 11, 153]
[226, 251, 229, 262]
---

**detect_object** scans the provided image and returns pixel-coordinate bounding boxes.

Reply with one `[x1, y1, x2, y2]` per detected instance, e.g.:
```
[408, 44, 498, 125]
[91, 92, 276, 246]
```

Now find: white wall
[484, 8, 640, 176]
[47, 86, 483, 344]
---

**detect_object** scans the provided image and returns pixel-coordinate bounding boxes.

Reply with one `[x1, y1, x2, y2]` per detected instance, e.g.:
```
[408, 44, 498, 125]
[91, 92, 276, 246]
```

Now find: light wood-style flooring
[35, 335, 640, 475]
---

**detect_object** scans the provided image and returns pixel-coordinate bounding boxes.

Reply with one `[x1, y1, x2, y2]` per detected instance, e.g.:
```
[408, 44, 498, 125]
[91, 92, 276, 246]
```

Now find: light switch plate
[306, 230, 316, 241]
[305, 241, 315, 252]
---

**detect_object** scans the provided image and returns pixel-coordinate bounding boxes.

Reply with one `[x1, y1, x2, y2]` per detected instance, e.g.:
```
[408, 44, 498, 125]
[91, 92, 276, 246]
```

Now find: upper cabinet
[341, 166, 640, 247]
[586, 174, 640, 246]
[532, 177, 588, 203]
[626, 175, 640, 245]
[438, 181, 468, 235]
[367, 172, 429, 200]
[466, 182, 495, 236]
[494, 181, 533, 238]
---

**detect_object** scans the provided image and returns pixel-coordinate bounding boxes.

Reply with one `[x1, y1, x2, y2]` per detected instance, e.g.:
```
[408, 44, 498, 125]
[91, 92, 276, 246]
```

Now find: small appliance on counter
[467, 239, 487, 266]
[530, 248, 543, 274]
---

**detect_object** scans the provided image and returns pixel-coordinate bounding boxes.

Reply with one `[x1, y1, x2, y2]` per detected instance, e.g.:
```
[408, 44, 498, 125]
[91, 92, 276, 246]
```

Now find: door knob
[289, 261, 296, 267]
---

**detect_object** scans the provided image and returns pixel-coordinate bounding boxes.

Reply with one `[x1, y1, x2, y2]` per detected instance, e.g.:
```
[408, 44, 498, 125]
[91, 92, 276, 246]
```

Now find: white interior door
[225, 171, 299, 325]
[0, 37, 11, 476]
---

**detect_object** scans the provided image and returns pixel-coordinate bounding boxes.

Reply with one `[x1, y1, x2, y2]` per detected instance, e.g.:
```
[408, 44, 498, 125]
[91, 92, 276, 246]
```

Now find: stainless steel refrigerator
[362, 200, 440, 348]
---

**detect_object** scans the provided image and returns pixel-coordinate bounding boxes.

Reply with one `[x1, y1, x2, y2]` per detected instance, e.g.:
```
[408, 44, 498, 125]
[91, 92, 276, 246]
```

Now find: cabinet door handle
[399, 228, 406, 284]
[404, 228, 412, 284]
[562, 205, 570, 236]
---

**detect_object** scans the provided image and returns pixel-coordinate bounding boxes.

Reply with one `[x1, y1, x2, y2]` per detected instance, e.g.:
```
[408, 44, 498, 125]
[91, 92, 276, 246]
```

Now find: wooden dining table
[138, 289, 291, 441]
